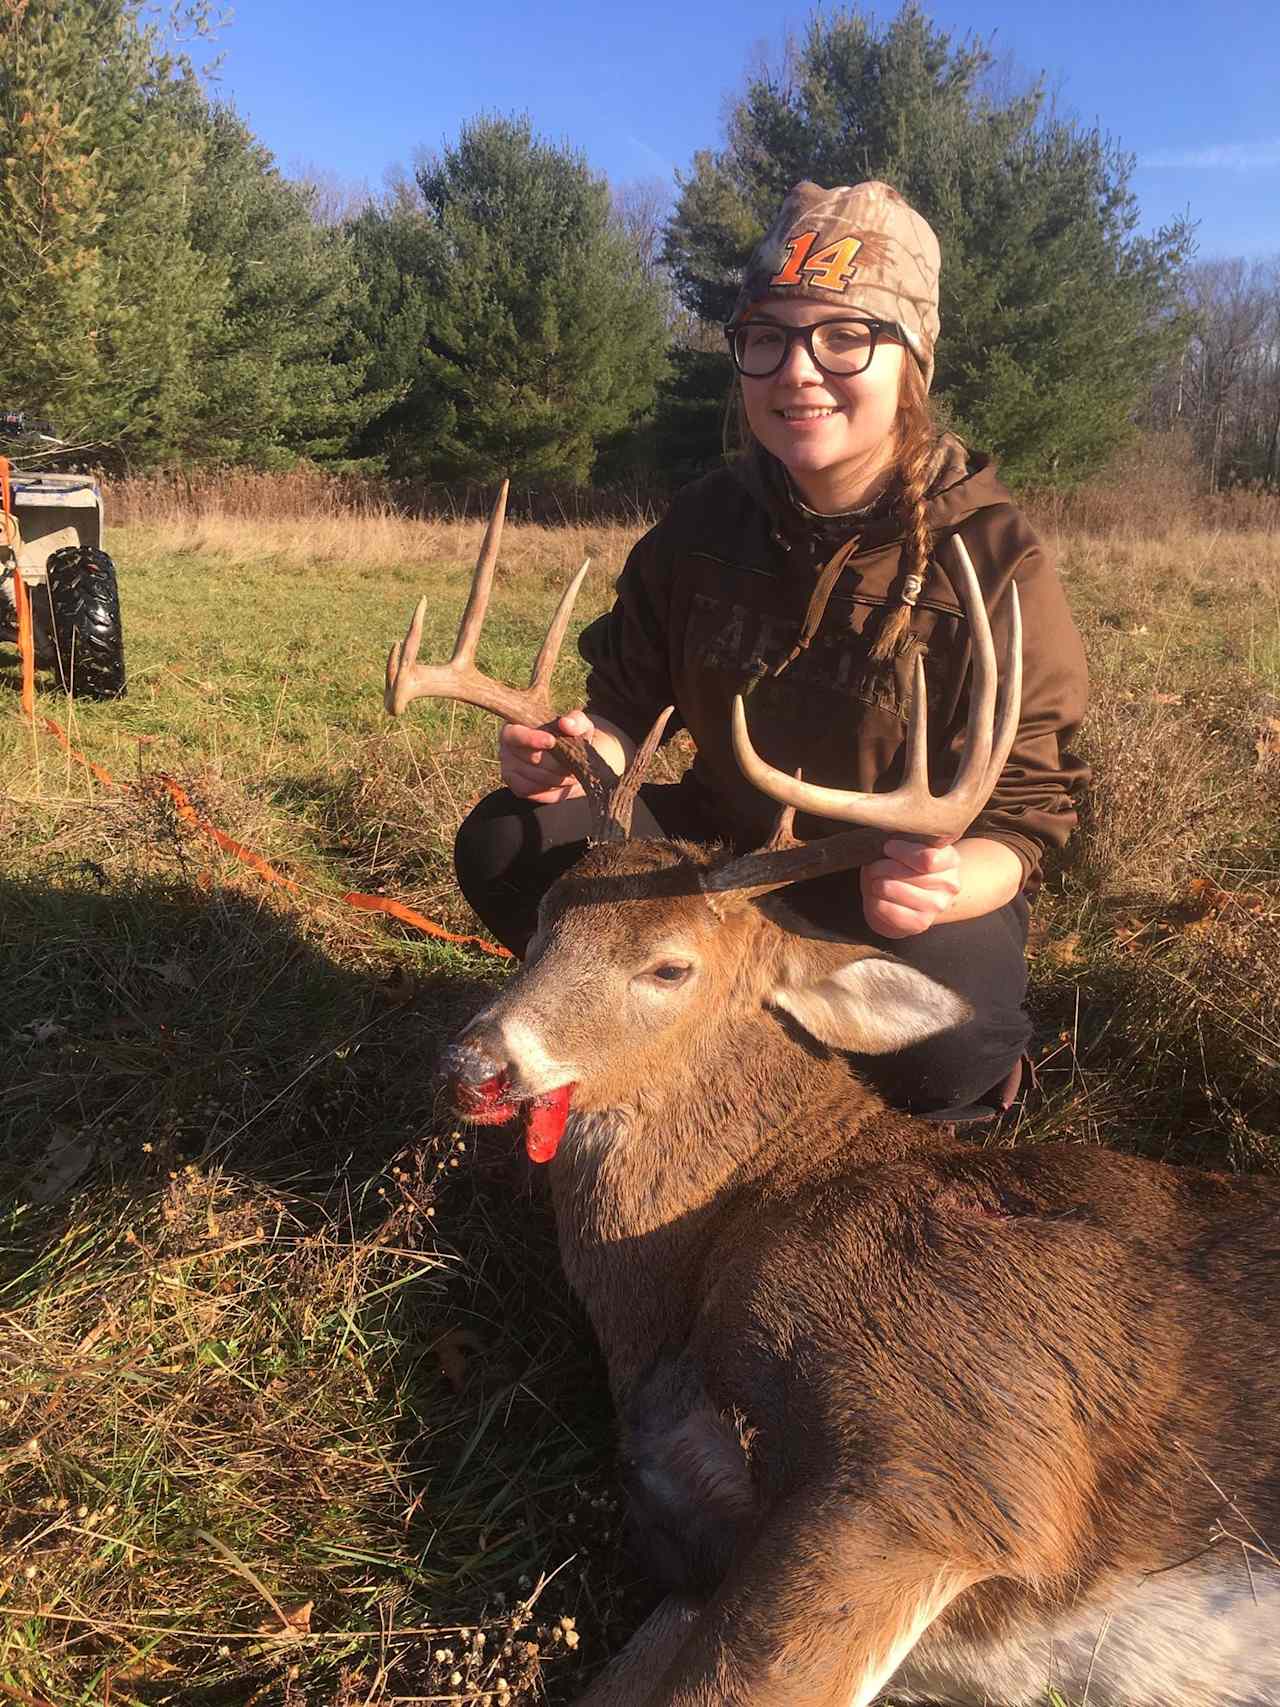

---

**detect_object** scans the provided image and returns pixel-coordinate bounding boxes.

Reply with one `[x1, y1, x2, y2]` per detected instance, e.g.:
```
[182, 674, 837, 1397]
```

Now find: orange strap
[0, 458, 34, 717]
[153, 775, 301, 893]
[32, 711, 513, 959]
[341, 890, 513, 958]
[40, 715, 115, 786]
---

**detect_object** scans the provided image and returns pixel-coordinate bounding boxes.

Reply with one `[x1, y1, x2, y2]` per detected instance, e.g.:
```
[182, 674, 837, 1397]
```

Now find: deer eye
[650, 962, 692, 985]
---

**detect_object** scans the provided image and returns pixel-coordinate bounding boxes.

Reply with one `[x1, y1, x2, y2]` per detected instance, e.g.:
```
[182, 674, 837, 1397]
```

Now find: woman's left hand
[861, 839, 963, 939]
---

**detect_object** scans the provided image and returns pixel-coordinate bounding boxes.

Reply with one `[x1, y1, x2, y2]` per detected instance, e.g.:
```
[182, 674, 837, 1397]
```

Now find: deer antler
[703, 534, 1022, 906]
[385, 481, 631, 833]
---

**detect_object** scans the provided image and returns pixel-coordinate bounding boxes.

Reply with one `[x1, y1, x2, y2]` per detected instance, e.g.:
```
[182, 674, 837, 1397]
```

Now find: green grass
[1, 507, 1278, 1703]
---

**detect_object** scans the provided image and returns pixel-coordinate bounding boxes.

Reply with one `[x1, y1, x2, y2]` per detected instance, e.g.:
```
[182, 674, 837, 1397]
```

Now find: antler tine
[384, 596, 426, 712]
[926, 535, 1022, 824]
[728, 534, 1022, 840]
[902, 652, 931, 793]
[942, 533, 997, 811]
[705, 537, 1023, 910]
[600, 706, 675, 843]
[453, 480, 509, 671]
[530, 559, 591, 700]
[762, 790, 801, 854]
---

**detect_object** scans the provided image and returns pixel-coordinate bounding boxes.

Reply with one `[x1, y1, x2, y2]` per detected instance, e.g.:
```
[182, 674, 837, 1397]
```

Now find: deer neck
[547, 1007, 912, 1398]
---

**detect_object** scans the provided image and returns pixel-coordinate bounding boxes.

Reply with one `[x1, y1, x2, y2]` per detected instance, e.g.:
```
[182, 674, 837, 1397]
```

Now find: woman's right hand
[500, 710, 599, 803]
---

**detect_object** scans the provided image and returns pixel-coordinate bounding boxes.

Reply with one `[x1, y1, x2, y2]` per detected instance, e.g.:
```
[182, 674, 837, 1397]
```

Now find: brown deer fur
[443, 838, 1280, 1707]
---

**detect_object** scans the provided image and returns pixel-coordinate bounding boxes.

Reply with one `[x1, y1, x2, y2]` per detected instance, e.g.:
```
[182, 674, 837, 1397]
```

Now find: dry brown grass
[114, 504, 644, 586]
[1024, 432, 1280, 538]
[105, 436, 1280, 539]
[107, 466, 662, 532]
[1, 480, 1278, 1702]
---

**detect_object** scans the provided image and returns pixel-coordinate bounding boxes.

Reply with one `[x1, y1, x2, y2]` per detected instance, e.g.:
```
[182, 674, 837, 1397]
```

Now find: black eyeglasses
[725, 315, 904, 379]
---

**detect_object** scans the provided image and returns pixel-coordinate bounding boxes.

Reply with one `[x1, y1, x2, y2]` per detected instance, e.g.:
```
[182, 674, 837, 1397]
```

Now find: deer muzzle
[440, 1038, 577, 1165]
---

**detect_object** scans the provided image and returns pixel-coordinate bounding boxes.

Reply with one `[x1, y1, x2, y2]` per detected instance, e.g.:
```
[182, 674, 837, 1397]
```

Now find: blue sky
[210, 0, 1280, 260]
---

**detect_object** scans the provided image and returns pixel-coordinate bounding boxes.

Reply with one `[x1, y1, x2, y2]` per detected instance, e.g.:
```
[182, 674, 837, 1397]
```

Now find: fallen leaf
[435, 1327, 486, 1393]
[1043, 931, 1083, 966]
[1255, 715, 1280, 767]
[116, 1653, 180, 1681]
[1185, 876, 1226, 914]
[23, 1129, 97, 1205]
[256, 1599, 313, 1638]
[1112, 919, 1150, 952]
[1182, 878, 1264, 920]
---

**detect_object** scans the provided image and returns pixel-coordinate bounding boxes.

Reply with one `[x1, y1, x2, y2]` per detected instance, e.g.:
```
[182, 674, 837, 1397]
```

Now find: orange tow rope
[33, 713, 513, 960]
[340, 888, 512, 956]
[1, 458, 34, 717]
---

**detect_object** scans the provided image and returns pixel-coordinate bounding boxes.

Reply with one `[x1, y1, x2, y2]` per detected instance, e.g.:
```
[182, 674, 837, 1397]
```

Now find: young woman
[453, 180, 1089, 1122]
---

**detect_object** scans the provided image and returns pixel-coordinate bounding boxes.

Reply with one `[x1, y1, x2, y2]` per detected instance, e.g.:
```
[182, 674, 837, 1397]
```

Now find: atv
[0, 411, 126, 700]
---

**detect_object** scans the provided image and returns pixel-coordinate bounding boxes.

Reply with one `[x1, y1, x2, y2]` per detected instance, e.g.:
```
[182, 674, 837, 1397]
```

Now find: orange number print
[770, 231, 817, 286]
[802, 237, 863, 290]
[769, 232, 864, 292]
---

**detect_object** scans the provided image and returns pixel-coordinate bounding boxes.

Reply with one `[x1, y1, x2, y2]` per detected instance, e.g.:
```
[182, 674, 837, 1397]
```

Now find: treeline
[3, 0, 1258, 493]
[1144, 260, 1280, 492]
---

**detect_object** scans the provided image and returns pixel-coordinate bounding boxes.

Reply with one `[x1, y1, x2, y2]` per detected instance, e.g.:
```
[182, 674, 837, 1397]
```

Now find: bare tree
[1154, 258, 1280, 490]
[611, 177, 674, 286]
[288, 159, 375, 226]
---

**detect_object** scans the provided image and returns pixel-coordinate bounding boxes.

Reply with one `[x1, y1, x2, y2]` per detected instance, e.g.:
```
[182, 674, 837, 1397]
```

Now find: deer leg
[638, 1503, 983, 1707]
[572, 1596, 702, 1707]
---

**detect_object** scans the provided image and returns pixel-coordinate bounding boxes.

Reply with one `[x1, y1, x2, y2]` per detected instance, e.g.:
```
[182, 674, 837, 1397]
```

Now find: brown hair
[872, 351, 941, 661]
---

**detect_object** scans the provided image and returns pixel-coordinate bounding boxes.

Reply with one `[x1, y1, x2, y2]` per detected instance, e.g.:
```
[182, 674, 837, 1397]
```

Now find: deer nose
[439, 1033, 507, 1089]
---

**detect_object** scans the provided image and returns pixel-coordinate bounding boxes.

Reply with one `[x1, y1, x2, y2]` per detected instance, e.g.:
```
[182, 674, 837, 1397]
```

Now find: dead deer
[387, 485, 1280, 1707]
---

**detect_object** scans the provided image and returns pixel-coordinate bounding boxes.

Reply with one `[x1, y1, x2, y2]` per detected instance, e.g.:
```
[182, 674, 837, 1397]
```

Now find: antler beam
[705, 534, 1022, 905]
[384, 481, 623, 829]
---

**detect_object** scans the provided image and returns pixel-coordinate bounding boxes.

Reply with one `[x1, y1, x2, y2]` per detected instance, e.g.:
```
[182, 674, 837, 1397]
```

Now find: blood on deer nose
[440, 1037, 521, 1125]
[439, 1034, 503, 1082]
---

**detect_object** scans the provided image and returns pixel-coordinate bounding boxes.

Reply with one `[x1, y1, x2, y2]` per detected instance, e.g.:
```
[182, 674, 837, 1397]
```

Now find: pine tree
[344, 191, 449, 470]
[663, 5, 1191, 486]
[0, 0, 212, 455]
[179, 104, 386, 465]
[352, 116, 669, 484]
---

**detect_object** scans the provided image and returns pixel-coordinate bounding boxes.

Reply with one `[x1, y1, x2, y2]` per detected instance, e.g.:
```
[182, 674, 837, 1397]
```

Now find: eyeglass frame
[723, 312, 907, 380]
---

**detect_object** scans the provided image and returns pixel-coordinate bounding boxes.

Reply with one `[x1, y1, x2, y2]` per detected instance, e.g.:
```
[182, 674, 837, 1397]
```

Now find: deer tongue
[453, 1072, 576, 1164]
[522, 1083, 575, 1164]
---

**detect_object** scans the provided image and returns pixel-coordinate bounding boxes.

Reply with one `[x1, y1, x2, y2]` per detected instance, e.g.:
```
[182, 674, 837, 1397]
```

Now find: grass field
[1, 492, 1278, 1704]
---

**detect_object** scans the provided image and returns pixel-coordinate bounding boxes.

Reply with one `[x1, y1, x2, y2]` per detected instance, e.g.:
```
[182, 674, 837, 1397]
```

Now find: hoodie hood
[732, 434, 1014, 555]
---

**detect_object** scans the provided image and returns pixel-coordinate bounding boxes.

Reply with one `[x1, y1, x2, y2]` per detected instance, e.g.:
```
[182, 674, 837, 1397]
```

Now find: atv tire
[41, 546, 126, 700]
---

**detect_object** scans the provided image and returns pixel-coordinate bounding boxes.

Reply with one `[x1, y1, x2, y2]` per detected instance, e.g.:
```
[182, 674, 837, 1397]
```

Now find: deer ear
[771, 948, 971, 1055]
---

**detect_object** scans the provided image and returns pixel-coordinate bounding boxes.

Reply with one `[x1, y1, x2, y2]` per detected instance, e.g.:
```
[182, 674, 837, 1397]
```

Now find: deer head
[387, 484, 1021, 1162]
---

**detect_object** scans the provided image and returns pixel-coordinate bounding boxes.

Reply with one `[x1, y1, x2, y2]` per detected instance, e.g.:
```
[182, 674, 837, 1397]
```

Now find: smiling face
[737, 302, 907, 513]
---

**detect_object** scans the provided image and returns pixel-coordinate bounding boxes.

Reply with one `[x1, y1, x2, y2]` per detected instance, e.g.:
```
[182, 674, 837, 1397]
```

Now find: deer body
[446, 846, 1280, 1707]
[389, 490, 1280, 1704]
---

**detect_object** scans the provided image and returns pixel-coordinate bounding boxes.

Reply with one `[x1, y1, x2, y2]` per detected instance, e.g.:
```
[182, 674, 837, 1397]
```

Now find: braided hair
[870, 351, 941, 662]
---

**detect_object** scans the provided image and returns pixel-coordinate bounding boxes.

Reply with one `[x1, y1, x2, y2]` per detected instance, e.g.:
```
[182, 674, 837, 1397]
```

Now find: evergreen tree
[353, 116, 669, 483]
[180, 104, 386, 465]
[344, 191, 449, 470]
[0, 0, 213, 455]
[664, 5, 1192, 486]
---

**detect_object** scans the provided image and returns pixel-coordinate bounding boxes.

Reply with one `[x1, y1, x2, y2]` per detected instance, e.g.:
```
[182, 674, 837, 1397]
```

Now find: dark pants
[454, 784, 1031, 1119]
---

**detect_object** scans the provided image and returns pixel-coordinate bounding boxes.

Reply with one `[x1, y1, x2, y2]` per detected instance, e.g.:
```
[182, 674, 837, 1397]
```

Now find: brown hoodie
[579, 440, 1089, 895]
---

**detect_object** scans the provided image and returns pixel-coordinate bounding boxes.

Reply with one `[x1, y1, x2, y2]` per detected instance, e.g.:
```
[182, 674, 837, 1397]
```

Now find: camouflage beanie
[729, 180, 941, 389]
